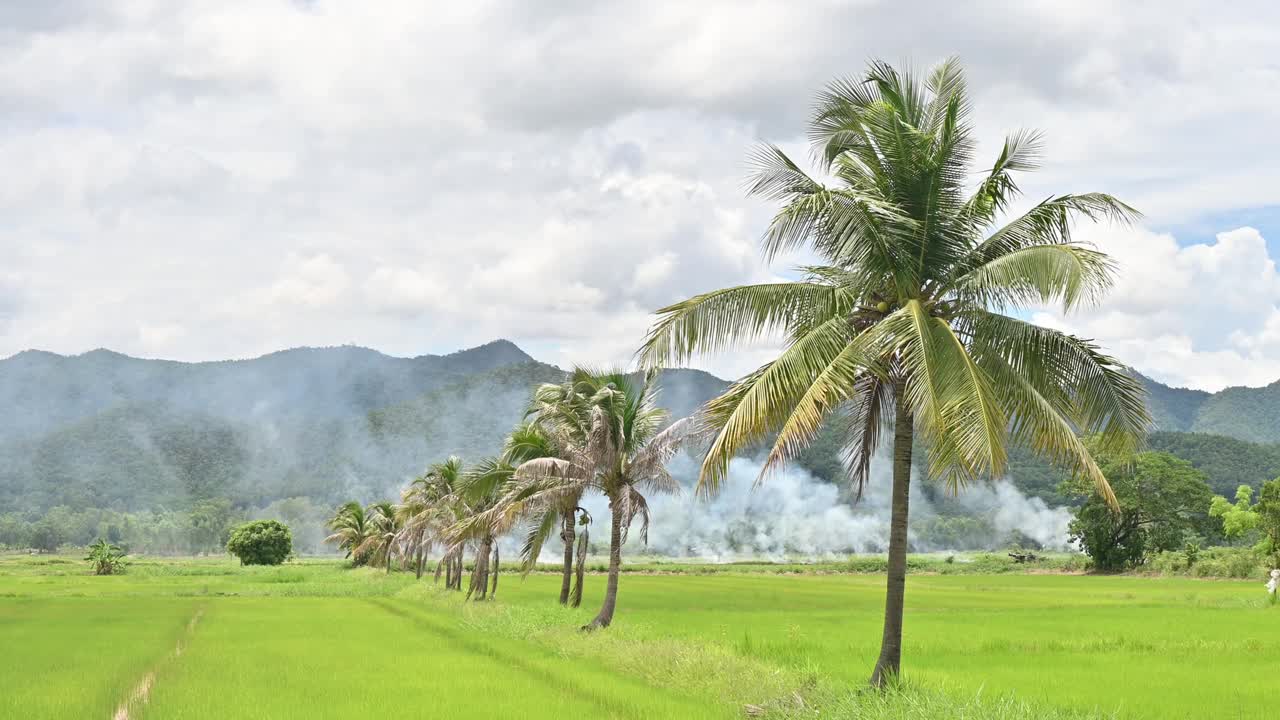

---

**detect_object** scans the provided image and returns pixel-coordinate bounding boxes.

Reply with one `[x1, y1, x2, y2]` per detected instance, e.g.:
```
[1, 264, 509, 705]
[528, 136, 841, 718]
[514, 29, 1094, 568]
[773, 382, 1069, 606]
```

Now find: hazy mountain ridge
[0, 343, 737, 513]
[1137, 372, 1280, 444]
[2, 342, 1279, 514]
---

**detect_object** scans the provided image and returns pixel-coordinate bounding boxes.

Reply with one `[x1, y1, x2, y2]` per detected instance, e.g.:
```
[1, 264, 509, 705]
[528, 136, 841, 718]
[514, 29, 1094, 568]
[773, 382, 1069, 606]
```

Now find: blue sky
[1164, 207, 1280, 257]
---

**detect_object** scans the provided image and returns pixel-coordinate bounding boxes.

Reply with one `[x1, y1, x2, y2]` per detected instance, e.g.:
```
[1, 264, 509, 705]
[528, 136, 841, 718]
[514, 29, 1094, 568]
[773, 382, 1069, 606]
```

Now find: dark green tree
[189, 498, 238, 553]
[1062, 449, 1213, 571]
[1257, 478, 1280, 563]
[29, 520, 65, 553]
[226, 519, 293, 566]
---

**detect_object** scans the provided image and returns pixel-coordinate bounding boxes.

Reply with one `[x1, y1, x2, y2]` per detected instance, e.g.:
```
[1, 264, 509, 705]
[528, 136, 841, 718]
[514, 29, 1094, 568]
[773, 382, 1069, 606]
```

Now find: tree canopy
[1062, 449, 1214, 571]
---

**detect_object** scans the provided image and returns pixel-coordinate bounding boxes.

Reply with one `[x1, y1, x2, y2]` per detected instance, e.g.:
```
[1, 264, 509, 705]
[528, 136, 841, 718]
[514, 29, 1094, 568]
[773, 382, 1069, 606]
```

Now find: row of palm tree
[327, 57, 1150, 686]
[325, 368, 697, 624]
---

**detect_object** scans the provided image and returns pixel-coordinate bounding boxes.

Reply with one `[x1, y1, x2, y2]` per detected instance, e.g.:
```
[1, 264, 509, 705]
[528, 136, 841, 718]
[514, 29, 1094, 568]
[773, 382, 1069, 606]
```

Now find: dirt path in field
[111, 606, 204, 720]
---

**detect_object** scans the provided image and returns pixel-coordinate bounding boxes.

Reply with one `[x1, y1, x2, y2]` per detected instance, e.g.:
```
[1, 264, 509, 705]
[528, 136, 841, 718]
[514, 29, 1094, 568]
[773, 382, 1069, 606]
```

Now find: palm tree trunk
[559, 511, 576, 605]
[571, 526, 588, 608]
[870, 383, 914, 687]
[489, 543, 499, 598]
[469, 537, 492, 601]
[415, 544, 424, 580]
[584, 496, 623, 630]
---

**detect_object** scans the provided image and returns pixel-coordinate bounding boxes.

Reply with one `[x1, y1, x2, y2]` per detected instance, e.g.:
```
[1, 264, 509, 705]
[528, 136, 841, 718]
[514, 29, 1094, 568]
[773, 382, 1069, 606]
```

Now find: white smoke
[570, 454, 1075, 561]
[952, 481, 1074, 551]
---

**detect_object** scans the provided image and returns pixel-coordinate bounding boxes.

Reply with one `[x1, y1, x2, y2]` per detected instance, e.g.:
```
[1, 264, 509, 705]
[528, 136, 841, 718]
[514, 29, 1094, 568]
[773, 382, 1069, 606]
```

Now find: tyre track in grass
[365, 598, 716, 719]
[110, 606, 204, 720]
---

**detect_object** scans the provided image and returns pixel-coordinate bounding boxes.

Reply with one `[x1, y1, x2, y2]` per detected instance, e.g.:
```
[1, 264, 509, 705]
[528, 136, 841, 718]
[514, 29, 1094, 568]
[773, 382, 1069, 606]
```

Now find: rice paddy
[1, 554, 1274, 719]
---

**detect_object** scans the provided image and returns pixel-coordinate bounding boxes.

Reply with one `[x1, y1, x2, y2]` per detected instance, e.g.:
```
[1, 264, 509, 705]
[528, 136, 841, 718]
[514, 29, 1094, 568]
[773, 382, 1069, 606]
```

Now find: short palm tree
[356, 501, 400, 573]
[398, 457, 466, 582]
[639, 58, 1149, 684]
[499, 368, 698, 629]
[325, 500, 374, 566]
[454, 456, 518, 600]
[522, 388, 596, 607]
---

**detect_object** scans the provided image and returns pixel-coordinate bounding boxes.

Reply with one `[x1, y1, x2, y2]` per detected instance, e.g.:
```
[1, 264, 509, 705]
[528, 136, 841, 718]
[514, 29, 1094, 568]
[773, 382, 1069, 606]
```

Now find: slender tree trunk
[584, 497, 623, 630]
[571, 526, 588, 608]
[870, 383, 914, 687]
[452, 554, 463, 591]
[559, 511, 576, 605]
[469, 537, 492, 601]
[489, 543, 499, 598]
[415, 544, 424, 580]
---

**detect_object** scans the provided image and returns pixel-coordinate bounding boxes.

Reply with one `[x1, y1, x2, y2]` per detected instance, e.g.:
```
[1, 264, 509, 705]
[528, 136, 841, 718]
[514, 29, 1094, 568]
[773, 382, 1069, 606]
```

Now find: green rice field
[1, 554, 1275, 719]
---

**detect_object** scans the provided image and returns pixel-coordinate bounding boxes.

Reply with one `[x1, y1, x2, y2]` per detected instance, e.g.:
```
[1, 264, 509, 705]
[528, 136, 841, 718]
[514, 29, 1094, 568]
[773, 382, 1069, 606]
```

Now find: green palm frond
[696, 314, 856, 496]
[965, 311, 1150, 457]
[519, 508, 559, 575]
[949, 243, 1116, 311]
[638, 281, 850, 369]
[757, 324, 892, 486]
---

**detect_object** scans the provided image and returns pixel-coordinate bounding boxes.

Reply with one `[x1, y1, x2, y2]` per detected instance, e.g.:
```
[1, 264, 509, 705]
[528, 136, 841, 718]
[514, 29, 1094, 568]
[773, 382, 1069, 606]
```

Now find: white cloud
[2, 1, 1280, 386]
[1036, 226, 1280, 391]
[267, 254, 350, 307]
[364, 266, 447, 316]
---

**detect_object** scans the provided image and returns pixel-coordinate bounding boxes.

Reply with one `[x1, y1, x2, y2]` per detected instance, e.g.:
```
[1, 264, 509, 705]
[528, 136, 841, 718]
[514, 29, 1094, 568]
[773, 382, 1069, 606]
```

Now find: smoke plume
[573, 455, 1074, 561]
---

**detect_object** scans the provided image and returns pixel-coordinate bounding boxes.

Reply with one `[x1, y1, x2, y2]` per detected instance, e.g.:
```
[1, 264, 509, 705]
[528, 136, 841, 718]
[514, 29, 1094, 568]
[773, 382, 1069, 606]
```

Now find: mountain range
[1, 340, 1278, 514]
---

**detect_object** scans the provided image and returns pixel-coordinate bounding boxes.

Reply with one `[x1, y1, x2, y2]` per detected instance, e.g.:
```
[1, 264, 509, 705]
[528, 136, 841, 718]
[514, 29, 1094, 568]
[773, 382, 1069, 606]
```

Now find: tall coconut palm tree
[324, 500, 374, 566]
[638, 58, 1149, 685]
[497, 368, 699, 630]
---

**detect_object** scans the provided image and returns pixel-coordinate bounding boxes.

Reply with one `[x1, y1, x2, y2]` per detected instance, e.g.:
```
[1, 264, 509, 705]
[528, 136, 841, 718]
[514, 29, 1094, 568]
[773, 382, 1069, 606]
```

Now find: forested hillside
[2, 342, 1279, 523]
[1138, 373, 1280, 443]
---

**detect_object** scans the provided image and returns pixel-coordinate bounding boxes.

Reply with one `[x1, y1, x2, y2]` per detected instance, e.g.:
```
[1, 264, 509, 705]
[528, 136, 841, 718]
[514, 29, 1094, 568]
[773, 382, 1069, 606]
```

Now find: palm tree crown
[640, 58, 1148, 502]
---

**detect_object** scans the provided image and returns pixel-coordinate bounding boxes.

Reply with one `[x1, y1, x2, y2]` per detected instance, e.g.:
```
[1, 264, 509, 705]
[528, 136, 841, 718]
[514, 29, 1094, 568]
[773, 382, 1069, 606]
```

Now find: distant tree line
[0, 495, 333, 555]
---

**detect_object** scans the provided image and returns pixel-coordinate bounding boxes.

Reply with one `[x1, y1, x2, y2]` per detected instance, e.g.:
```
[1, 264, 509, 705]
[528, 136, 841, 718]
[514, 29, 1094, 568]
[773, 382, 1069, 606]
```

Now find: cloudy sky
[3, 0, 1280, 391]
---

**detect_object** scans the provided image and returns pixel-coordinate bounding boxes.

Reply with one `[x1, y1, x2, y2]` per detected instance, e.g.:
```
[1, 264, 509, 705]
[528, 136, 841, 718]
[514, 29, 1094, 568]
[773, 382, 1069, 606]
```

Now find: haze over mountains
[2, 340, 1278, 517]
[0, 341, 727, 514]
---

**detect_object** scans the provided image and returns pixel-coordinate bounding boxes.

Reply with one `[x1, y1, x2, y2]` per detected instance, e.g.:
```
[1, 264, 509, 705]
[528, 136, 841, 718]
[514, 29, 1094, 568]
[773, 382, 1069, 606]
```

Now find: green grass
[0, 596, 199, 718]
[1, 553, 1275, 719]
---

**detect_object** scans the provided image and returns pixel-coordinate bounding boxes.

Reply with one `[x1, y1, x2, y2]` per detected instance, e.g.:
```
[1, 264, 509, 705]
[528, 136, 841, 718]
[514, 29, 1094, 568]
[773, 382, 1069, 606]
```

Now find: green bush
[226, 520, 292, 566]
[1147, 546, 1268, 579]
[84, 539, 127, 575]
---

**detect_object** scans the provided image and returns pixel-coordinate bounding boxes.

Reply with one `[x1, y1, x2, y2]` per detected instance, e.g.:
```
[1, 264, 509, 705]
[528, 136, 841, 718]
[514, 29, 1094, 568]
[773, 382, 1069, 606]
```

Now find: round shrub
[226, 520, 292, 566]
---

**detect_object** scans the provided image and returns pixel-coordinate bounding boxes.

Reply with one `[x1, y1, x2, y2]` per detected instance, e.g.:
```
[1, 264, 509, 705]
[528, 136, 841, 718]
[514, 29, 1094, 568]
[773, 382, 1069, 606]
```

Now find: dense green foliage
[1137, 372, 1280, 444]
[1145, 545, 1273, 578]
[1062, 450, 1214, 571]
[1145, 431, 1280, 495]
[225, 520, 293, 566]
[0, 499, 331, 555]
[1259, 479, 1280, 562]
[1209, 485, 1261, 541]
